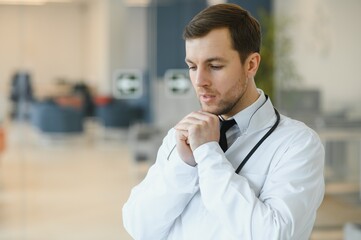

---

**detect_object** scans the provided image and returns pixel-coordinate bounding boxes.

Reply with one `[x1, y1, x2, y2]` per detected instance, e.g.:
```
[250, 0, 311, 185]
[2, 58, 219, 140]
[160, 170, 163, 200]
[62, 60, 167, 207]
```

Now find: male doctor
[123, 3, 324, 240]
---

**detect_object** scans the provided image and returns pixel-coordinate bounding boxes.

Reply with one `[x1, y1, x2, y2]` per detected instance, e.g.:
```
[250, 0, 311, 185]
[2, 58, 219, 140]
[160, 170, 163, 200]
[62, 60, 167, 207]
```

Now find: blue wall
[155, 0, 207, 77]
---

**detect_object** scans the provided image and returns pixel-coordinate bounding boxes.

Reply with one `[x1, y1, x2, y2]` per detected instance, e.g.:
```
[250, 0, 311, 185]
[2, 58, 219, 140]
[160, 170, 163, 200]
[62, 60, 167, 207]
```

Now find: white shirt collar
[232, 89, 274, 135]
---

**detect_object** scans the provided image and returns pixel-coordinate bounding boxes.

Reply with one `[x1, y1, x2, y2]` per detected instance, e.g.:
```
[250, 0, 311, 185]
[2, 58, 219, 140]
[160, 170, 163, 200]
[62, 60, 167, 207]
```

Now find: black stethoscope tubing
[235, 108, 280, 174]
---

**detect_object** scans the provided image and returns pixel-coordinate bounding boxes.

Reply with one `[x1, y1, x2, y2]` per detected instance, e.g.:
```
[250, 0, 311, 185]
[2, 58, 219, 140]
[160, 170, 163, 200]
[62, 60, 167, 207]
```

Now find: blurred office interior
[0, 0, 361, 239]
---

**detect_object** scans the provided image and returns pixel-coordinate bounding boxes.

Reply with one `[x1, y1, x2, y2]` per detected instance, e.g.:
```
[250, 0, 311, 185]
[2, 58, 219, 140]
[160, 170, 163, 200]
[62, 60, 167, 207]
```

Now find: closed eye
[188, 66, 197, 71]
[210, 65, 223, 70]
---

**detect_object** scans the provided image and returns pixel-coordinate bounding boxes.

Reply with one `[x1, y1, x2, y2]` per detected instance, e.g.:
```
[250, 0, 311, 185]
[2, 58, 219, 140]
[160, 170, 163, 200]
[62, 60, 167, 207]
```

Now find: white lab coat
[123, 93, 325, 240]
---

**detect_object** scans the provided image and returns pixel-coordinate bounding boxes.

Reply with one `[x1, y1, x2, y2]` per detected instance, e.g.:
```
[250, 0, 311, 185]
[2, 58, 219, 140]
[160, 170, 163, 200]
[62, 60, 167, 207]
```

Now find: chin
[201, 105, 223, 115]
[201, 103, 234, 116]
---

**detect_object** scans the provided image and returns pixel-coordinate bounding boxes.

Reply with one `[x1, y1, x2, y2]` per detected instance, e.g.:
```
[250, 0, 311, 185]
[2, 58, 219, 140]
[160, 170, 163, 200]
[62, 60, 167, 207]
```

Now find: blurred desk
[317, 128, 361, 199]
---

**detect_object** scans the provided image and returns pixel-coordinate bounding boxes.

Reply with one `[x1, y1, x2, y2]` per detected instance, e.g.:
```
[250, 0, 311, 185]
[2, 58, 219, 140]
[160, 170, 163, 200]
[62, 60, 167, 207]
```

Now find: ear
[245, 52, 261, 79]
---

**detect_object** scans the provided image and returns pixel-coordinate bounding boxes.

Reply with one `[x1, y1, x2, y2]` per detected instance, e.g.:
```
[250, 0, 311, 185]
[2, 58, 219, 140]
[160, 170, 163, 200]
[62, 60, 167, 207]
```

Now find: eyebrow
[185, 57, 227, 64]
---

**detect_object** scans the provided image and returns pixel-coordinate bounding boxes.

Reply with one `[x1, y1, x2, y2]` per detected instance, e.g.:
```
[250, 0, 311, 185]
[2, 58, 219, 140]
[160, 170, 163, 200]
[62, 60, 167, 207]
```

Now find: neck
[222, 83, 260, 120]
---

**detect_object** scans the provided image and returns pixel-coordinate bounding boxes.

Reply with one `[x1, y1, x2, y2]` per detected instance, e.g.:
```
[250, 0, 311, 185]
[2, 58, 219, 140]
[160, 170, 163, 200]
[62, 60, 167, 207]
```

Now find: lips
[199, 93, 216, 103]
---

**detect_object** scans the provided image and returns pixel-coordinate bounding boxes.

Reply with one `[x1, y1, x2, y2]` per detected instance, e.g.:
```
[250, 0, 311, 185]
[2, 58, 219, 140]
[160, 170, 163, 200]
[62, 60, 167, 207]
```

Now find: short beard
[199, 76, 248, 116]
[208, 94, 243, 116]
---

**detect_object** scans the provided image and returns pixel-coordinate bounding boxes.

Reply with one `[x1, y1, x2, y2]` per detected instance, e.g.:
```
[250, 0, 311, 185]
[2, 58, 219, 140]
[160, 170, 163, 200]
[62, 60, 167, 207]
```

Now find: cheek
[222, 77, 246, 98]
[219, 76, 241, 93]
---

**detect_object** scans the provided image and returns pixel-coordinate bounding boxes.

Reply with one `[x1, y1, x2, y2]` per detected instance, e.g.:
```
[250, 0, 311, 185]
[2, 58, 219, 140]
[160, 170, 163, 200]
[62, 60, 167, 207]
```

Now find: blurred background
[0, 0, 360, 239]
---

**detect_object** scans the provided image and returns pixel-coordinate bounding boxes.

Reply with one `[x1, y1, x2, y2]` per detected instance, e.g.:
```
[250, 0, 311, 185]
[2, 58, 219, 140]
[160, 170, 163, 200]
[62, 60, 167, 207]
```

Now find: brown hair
[183, 3, 261, 64]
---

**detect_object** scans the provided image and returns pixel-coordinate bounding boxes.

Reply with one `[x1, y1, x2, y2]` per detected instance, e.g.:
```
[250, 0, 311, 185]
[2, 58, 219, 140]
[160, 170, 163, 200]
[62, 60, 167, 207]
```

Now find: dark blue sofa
[31, 100, 84, 133]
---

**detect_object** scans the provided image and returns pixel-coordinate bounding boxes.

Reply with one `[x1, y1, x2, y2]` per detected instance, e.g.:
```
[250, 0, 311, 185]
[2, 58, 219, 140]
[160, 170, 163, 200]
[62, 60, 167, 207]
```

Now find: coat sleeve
[193, 128, 325, 239]
[122, 128, 199, 240]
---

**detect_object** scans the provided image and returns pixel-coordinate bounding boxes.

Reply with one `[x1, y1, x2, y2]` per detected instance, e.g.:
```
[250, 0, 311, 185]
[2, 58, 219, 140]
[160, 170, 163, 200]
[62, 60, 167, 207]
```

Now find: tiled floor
[0, 121, 360, 240]
[0, 122, 136, 240]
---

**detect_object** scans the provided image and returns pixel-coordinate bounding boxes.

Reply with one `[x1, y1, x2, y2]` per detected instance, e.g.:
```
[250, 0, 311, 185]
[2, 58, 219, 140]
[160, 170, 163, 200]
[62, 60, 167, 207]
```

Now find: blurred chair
[72, 82, 95, 117]
[128, 123, 163, 163]
[128, 123, 164, 179]
[31, 100, 84, 134]
[95, 99, 143, 129]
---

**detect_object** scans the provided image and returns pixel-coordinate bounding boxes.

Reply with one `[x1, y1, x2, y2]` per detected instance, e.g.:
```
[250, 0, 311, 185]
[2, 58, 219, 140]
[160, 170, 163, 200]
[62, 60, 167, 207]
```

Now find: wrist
[183, 156, 197, 167]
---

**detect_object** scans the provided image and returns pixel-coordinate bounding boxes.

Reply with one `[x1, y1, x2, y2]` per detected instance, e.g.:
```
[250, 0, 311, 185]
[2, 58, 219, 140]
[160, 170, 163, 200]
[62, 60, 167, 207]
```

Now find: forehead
[185, 28, 235, 62]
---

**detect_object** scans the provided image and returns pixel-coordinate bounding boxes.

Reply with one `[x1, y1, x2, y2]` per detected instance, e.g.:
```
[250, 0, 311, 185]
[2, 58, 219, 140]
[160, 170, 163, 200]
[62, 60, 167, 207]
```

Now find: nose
[193, 67, 210, 87]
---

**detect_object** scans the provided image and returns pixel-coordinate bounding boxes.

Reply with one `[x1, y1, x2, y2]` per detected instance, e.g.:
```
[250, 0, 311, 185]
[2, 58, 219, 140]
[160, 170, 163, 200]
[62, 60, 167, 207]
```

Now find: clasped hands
[174, 111, 220, 166]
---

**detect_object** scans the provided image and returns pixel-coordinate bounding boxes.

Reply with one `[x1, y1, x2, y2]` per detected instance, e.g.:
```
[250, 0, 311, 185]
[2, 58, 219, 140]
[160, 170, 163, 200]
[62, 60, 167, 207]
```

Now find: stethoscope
[235, 106, 280, 174]
[167, 96, 281, 174]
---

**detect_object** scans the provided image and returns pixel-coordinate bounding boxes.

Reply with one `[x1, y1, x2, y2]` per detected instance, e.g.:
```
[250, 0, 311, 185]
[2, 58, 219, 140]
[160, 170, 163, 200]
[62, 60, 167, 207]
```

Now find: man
[9, 71, 33, 120]
[123, 3, 324, 240]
